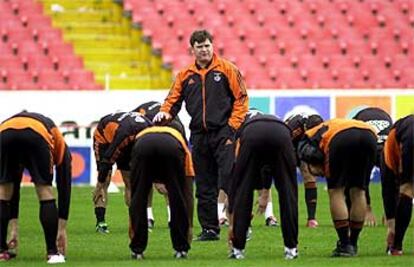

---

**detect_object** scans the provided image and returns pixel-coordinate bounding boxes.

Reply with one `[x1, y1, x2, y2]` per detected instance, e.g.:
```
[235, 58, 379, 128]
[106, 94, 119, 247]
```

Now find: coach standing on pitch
[153, 29, 248, 241]
[0, 111, 71, 263]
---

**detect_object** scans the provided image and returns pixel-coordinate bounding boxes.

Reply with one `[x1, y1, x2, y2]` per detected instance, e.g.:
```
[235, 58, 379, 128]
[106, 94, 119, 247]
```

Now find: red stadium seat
[0, 0, 101, 90]
[121, 0, 414, 89]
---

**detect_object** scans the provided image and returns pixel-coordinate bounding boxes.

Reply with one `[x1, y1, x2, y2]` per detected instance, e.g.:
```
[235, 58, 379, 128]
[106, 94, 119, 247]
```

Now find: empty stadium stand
[0, 0, 102, 90]
[123, 0, 414, 89]
[39, 0, 171, 89]
[1, 0, 413, 89]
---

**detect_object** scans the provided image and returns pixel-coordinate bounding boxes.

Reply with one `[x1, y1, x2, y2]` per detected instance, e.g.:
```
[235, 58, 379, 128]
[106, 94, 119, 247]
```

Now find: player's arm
[52, 127, 72, 220]
[380, 159, 398, 222]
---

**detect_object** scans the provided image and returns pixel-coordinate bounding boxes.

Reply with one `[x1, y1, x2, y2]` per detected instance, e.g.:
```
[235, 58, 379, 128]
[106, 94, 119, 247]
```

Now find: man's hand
[93, 182, 106, 204]
[154, 183, 168, 195]
[386, 218, 395, 251]
[364, 205, 377, 227]
[57, 219, 67, 256]
[152, 111, 172, 125]
[7, 218, 18, 254]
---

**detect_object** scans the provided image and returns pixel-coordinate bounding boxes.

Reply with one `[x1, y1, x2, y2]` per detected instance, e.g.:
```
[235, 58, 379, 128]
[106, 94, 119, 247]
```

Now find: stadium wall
[1, 89, 414, 185]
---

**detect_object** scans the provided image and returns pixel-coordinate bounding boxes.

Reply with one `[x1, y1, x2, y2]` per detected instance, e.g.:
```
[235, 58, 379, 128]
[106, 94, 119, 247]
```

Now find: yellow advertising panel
[396, 95, 414, 119]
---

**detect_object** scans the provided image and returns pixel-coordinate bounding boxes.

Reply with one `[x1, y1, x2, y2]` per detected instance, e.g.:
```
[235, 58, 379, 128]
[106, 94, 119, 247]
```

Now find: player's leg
[391, 182, 413, 255]
[93, 172, 111, 233]
[0, 183, 14, 261]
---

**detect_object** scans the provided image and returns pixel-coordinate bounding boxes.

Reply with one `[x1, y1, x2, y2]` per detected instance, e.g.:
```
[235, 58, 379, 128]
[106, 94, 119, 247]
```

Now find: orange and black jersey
[93, 112, 152, 164]
[160, 53, 249, 133]
[0, 111, 71, 219]
[303, 118, 376, 175]
[381, 114, 414, 219]
[136, 126, 194, 177]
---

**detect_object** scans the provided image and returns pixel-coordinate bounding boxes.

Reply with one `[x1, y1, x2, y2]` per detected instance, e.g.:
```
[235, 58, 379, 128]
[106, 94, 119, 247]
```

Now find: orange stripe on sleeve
[384, 129, 401, 175]
[160, 72, 185, 116]
[225, 62, 249, 130]
[51, 127, 67, 166]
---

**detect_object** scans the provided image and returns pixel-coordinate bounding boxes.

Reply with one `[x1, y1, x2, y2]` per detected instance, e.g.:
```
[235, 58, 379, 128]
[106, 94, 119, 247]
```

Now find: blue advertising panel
[69, 146, 91, 184]
[274, 96, 331, 120]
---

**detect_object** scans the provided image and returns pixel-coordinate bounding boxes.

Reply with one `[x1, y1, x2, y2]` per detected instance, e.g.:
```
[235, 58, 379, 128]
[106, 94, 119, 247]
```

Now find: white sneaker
[131, 251, 144, 260]
[47, 253, 65, 264]
[229, 248, 245, 260]
[246, 227, 252, 241]
[174, 251, 188, 259]
[284, 247, 298, 260]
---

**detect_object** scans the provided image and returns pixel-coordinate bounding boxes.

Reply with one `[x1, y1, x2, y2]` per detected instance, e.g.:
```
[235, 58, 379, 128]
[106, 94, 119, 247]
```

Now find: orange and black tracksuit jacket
[381, 115, 414, 219]
[160, 53, 249, 133]
[0, 111, 71, 219]
[302, 118, 376, 177]
[93, 112, 152, 167]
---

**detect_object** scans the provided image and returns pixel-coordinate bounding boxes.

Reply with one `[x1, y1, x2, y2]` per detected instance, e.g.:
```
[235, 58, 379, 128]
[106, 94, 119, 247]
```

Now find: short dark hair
[190, 30, 213, 46]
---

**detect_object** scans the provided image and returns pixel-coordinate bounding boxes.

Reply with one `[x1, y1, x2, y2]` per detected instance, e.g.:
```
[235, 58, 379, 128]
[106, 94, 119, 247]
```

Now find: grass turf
[5, 184, 413, 266]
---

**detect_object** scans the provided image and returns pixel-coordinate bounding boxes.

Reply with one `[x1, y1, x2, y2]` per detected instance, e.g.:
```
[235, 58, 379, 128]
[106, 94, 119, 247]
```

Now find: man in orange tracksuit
[0, 111, 71, 263]
[153, 29, 248, 240]
[381, 114, 414, 256]
[294, 118, 377, 257]
[128, 123, 194, 259]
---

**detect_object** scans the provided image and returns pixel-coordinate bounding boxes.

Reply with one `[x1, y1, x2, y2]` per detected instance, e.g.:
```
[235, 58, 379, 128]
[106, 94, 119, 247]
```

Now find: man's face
[191, 39, 213, 66]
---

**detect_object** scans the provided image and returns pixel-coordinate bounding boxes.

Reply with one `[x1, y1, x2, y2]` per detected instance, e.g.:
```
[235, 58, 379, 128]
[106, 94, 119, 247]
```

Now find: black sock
[0, 200, 11, 252]
[305, 186, 317, 220]
[350, 220, 364, 247]
[334, 219, 350, 245]
[39, 200, 58, 255]
[95, 207, 106, 223]
[393, 194, 413, 250]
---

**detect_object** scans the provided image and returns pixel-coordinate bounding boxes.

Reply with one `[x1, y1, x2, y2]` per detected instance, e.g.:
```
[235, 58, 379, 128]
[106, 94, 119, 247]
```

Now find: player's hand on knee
[93, 182, 106, 203]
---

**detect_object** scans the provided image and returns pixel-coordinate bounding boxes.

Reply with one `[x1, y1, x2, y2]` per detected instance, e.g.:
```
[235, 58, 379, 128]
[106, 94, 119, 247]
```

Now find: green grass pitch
[5, 184, 413, 266]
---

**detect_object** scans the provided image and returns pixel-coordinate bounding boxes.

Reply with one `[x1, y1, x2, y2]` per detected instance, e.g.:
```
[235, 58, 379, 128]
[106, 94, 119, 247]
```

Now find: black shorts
[95, 143, 132, 171]
[131, 133, 185, 184]
[327, 128, 377, 189]
[0, 129, 53, 185]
